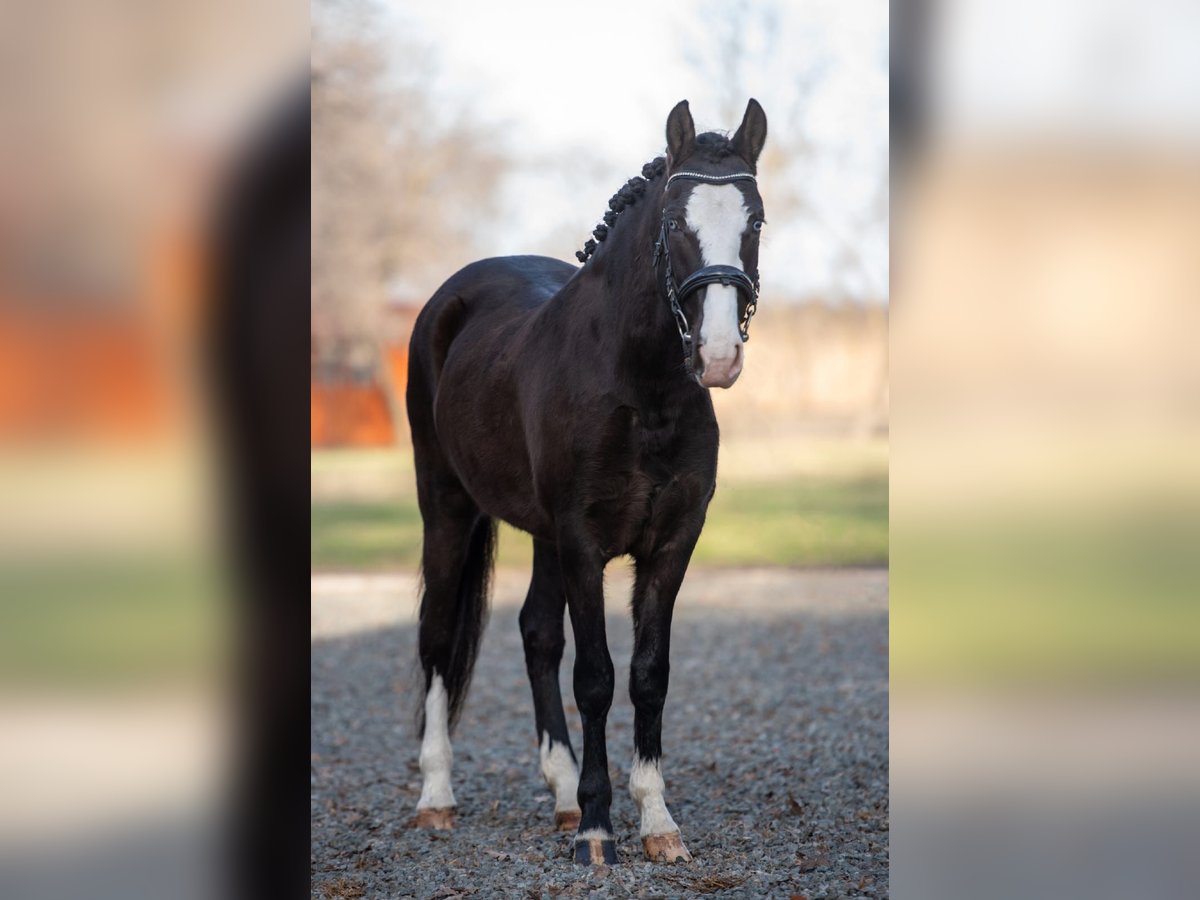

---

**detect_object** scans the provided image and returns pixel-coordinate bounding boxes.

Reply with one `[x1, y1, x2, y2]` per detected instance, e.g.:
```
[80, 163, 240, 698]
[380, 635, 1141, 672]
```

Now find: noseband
[651, 171, 761, 363]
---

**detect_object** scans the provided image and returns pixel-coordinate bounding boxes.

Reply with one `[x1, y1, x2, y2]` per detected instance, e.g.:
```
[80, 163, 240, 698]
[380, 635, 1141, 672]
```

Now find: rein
[651, 171, 760, 364]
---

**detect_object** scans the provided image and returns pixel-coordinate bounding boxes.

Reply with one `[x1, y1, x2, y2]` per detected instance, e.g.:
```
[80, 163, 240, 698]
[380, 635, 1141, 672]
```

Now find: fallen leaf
[796, 854, 829, 873]
[320, 878, 365, 900]
[687, 874, 748, 893]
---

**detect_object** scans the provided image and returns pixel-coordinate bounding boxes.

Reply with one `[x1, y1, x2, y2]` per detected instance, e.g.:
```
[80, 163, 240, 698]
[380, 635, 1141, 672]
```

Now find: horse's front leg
[557, 528, 617, 865]
[629, 517, 704, 863]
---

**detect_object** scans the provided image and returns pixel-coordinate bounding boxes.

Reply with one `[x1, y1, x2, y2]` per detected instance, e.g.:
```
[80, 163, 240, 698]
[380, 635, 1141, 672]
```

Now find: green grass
[311, 499, 428, 569]
[310, 443, 888, 571]
[0, 555, 225, 688]
[892, 507, 1200, 684]
[695, 475, 887, 567]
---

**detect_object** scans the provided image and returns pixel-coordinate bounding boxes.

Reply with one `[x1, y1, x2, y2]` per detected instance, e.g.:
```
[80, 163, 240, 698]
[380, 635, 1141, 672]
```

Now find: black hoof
[573, 836, 618, 865]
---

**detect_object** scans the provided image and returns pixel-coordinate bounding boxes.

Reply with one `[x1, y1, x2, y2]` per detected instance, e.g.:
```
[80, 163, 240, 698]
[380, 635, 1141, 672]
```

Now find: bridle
[651, 170, 761, 362]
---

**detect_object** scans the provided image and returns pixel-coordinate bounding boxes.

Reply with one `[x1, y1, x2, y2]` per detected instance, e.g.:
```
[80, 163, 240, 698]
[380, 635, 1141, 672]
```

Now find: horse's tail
[419, 515, 497, 731]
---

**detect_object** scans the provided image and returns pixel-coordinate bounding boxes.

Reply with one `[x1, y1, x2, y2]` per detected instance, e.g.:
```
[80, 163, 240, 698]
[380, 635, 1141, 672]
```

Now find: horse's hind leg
[519, 539, 581, 831]
[413, 481, 494, 830]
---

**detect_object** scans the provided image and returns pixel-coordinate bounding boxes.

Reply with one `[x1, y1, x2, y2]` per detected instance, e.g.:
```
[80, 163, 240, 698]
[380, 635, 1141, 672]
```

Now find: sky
[929, 0, 1200, 144]
[379, 0, 890, 303]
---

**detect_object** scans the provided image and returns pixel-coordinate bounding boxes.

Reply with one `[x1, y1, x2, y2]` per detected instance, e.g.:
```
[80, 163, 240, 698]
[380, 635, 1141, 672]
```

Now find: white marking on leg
[417, 673, 455, 810]
[539, 732, 580, 814]
[630, 755, 680, 837]
[575, 827, 614, 842]
[686, 183, 749, 376]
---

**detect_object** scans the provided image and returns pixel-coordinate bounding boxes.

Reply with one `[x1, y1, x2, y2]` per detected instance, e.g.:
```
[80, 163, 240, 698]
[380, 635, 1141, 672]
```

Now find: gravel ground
[312, 567, 888, 899]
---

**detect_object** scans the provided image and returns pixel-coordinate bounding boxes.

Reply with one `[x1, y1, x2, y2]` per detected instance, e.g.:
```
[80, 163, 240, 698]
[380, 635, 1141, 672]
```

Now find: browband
[665, 171, 757, 187]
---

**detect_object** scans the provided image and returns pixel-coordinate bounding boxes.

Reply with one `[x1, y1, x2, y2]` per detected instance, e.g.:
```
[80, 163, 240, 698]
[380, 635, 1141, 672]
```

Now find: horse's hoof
[554, 809, 582, 832]
[642, 831, 691, 863]
[573, 834, 618, 865]
[414, 807, 455, 830]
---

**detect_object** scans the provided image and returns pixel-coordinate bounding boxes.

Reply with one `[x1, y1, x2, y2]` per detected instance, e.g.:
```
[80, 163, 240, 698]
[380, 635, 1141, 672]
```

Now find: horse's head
[660, 99, 768, 389]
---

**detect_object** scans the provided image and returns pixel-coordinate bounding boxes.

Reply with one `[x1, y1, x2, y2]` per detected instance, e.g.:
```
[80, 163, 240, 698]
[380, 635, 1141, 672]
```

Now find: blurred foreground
[892, 0, 1200, 896]
[0, 1, 307, 897]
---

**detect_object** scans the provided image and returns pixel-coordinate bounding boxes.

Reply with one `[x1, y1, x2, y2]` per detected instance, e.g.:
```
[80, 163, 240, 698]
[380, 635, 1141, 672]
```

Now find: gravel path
[312, 567, 888, 899]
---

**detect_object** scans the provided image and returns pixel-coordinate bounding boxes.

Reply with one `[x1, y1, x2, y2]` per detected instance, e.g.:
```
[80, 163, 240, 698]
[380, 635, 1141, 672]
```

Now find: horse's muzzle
[698, 341, 743, 389]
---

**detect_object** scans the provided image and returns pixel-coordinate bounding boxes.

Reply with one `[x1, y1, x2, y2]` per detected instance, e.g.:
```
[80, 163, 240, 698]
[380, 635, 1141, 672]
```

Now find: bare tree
[311, 17, 391, 383]
[682, 0, 887, 300]
[312, 0, 507, 424]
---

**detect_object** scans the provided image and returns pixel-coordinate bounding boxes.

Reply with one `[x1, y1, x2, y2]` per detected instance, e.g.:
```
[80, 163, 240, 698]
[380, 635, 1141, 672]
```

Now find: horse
[405, 98, 768, 865]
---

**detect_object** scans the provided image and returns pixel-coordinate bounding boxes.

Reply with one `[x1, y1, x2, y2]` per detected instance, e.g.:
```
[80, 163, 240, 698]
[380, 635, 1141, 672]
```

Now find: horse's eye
[667, 218, 679, 231]
[752, 219, 765, 232]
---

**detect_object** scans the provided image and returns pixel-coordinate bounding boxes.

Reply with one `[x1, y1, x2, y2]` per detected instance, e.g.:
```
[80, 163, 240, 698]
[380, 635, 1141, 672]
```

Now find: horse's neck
[575, 194, 684, 383]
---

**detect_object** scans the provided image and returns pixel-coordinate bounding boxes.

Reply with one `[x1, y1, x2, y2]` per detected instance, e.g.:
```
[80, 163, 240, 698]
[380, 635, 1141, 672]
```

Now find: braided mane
[576, 157, 665, 264]
[575, 134, 744, 264]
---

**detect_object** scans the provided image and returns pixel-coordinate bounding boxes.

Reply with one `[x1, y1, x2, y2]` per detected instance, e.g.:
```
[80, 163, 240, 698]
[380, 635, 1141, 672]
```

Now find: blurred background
[892, 0, 1200, 897]
[309, 0, 889, 573]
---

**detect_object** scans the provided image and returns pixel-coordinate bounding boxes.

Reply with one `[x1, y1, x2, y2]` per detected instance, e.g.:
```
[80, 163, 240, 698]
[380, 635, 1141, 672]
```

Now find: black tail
[419, 516, 496, 731]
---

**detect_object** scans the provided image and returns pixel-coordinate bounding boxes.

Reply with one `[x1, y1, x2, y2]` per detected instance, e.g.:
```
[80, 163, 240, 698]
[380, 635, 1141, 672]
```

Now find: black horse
[407, 99, 767, 865]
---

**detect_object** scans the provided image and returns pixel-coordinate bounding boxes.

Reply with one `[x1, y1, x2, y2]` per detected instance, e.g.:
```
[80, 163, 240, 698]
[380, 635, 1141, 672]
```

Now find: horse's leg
[557, 531, 616, 865]
[519, 539, 580, 831]
[414, 484, 489, 830]
[628, 526, 702, 863]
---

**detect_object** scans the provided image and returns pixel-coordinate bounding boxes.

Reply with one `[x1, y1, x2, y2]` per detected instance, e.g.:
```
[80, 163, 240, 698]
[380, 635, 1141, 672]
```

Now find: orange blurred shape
[310, 383, 394, 448]
[308, 341, 410, 448]
[0, 307, 175, 445]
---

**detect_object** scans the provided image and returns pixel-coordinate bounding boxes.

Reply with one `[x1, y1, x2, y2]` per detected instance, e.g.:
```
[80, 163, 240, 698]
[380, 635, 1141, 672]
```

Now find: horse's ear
[731, 98, 768, 168]
[665, 100, 696, 168]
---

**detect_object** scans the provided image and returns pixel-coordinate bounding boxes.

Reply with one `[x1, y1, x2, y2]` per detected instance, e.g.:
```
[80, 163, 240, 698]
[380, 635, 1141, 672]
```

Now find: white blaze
[539, 732, 581, 814]
[685, 182, 749, 356]
[629, 755, 680, 837]
[417, 673, 455, 810]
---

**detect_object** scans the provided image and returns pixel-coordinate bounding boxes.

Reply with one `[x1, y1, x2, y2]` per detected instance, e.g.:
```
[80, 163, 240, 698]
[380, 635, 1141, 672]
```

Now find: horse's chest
[585, 410, 714, 557]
